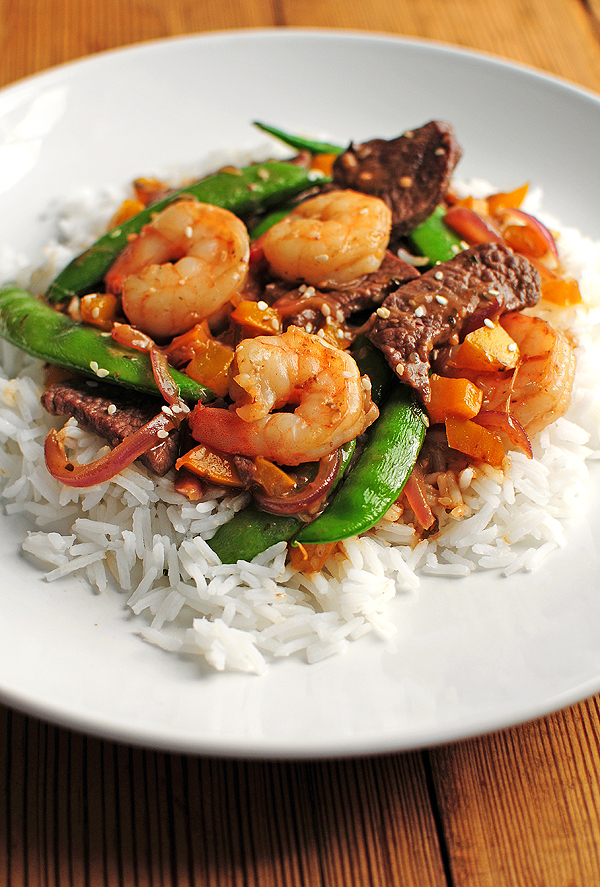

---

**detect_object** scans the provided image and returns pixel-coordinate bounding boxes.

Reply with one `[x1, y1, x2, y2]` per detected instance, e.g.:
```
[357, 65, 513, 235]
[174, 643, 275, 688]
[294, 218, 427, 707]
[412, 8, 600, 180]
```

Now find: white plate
[1, 29, 600, 758]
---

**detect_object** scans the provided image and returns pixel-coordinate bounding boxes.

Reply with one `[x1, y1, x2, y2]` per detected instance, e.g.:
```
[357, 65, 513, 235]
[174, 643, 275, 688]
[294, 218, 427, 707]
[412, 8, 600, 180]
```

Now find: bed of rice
[1, 170, 599, 675]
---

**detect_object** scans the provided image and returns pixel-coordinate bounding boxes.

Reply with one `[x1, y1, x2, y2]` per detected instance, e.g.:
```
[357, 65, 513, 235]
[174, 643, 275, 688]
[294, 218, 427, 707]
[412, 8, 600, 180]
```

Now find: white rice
[1, 169, 599, 675]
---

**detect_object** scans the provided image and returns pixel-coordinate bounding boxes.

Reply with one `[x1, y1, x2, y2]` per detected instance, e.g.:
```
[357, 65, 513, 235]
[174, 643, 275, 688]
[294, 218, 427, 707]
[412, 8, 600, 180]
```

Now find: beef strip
[367, 243, 541, 402]
[41, 379, 180, 476]
[332, 121, 462, 238]
[264, 251, 420, 333]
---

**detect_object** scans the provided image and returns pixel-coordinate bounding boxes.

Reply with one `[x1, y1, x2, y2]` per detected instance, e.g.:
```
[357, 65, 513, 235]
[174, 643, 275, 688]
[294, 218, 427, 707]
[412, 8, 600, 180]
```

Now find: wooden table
[2, 1, 600, 884]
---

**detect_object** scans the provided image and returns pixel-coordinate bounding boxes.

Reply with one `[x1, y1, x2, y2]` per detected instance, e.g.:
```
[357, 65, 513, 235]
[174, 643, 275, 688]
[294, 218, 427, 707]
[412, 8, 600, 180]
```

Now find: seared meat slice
[368, 243, 541, 402]
[41, 379, 180, 476]
[266, 251, 420, 333]
[332, 121, 462, 238]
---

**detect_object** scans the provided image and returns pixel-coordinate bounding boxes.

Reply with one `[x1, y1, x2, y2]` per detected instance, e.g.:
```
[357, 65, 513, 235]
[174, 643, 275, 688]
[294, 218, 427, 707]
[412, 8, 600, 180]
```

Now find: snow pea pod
[47, 161, 328, 304]
[253, 121, 344, 157]
[407, 204, 464, 265]
[0, 286, 213, 403]
[208, 440, 355, 564]
[294, 384, 427, 545]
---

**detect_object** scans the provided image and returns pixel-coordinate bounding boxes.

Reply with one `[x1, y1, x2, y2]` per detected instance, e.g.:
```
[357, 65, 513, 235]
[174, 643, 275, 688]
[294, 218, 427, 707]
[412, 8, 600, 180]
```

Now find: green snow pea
[253, 121, 344, 157]
[0, 286, 213, 403]
[47, 161, 329, 304]
[207, 440, 355, 565]
[407, 204, 464, 265]
[295, 383, 427, 546]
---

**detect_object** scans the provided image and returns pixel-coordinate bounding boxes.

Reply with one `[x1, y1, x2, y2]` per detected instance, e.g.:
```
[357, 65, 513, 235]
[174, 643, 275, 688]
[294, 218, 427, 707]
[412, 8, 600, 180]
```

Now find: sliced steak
[367, 243, 541, 402]
[266, 251, 420, 333]
[41, 379, 180, 476]
[332, 121, 462, 237]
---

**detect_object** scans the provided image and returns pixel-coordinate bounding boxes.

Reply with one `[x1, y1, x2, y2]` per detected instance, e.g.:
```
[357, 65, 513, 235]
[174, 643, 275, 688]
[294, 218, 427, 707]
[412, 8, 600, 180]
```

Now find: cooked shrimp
[188, 326, 379, 465]
[480, 313, 576, 437]
[260, 190, 392, 288]
[105, 198, 249, 339]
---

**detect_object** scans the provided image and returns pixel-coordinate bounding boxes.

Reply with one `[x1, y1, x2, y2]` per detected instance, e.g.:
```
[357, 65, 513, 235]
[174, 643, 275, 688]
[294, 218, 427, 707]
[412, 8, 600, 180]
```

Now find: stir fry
[0, 120, 579, 572]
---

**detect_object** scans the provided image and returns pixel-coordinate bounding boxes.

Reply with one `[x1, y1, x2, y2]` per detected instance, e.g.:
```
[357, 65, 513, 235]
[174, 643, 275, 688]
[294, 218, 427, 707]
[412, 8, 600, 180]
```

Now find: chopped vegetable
[407, 204, 465, 264]
[449, 323, 520, 372]
[427, 375, 483, 425]
[175, 443, 242, 487]
[0, 286, 212, 403]
[445, 416, 505, 466]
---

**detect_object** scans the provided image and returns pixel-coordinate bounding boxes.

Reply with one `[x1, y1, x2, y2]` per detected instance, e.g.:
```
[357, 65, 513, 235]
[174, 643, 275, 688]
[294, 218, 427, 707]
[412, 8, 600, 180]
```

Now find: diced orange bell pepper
[427, 374, 483, 425]
[175, 444, 242, 487]
[289, 541, 336, 574]
[166, 323, 234, 397]
[79, 292, 119, 331]
[450, 323, 520, 373]
[541, 277, 583, 307]
[108, 199, 146, 229]
[184, 341, 234, 397]
[133, 177, 169, 206]
[252, 456, 296, 497]
[310, 153, 338, 176]
[486, 183, 529, 215]
[230, 300, 282, 336]
[445, 416, 505, 466]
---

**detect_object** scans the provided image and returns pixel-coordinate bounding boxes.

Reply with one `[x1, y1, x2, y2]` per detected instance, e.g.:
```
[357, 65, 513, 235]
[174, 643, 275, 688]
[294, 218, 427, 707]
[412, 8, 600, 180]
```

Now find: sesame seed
[434, 271, 444, 281]
[336, 310, 344, 323]
[403, 130, 414, 139]
[109, 229, 122, 238]
[305, 323, 313, 333]
[484, 318, 495, 328]
[415, 306, 426, 318]
[162, 405, 174, 416]
[271, 319, 279, 330]
[314, 254, 329, 263]
[434, 147, 446, 156]
[96, 368, 109, 378]
[91, 307, 100, 318]
[376, 306, 391, 319]
[107, 404, 117, 415]
[361, 376, 372, 390]
[185, 225, 193, 238]
[321, 303, 331, 317]
[359, 171, 373, 182]
[436, 295, 448, 306]
[304, 286, 316, 297]
[488, 287, 499, 295]
[507, 343, 518, 352]
[317, 329, 325, 338]
[89, 361, 99, 372]
[336, 329, 345, 339]
[157, 429, 169, 439]
[257, 167, 270, 180]
[257, 300, 268, 310]
[342, 370, 353, 379]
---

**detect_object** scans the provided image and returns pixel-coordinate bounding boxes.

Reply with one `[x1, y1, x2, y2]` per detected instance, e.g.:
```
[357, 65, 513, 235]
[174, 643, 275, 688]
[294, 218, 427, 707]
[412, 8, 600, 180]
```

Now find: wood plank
[0, 0, 275, 87]
[0, 704, 448, 886]
[429, 699, 600, 886]
[279, 0, 600, 92]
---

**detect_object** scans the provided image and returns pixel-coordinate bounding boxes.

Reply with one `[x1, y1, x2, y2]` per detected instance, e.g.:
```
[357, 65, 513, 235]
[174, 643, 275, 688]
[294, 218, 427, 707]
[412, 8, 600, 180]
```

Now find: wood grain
[0, 704, 450, 886]
[3, 1, 600, 885]
[279, 0, 600, 92]
[430, 700, 600, 885]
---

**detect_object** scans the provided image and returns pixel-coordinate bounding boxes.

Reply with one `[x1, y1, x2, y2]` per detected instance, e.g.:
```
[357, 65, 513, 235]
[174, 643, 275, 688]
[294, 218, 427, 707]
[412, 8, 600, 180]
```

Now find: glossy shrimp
[188, 326, 379, 466]
[480, 313, 577, 437]
[260, 189, 392, 289]
[105, 198, 249, 339]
